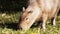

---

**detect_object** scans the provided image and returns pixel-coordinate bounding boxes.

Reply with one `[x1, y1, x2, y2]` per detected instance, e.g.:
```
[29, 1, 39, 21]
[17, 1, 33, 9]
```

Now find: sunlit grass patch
[0, 12, 21, 23]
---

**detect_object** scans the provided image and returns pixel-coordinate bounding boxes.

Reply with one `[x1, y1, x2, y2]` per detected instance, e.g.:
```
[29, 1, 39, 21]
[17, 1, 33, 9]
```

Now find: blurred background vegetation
[0, 0, 28, 11]
[0, 0, 28, 23]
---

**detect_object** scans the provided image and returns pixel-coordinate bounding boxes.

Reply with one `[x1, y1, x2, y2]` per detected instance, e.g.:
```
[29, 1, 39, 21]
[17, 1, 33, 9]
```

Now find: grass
[0, 12, 60, 34]
[0, 24, 60, 34]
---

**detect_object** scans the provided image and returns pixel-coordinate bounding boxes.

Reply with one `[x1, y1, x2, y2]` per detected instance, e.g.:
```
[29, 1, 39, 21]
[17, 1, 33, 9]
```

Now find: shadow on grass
[0, 23, 19, 30]
[31, 21, 42, 28]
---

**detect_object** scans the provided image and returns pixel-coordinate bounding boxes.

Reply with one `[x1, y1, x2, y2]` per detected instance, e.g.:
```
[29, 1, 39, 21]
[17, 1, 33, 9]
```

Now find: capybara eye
[28, 11, 32, 13]
[26, 18, 28, 20]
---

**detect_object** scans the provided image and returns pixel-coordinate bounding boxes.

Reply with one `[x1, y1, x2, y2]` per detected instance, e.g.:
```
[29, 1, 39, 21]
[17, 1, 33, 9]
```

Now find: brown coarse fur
[19, 0, 60, 31]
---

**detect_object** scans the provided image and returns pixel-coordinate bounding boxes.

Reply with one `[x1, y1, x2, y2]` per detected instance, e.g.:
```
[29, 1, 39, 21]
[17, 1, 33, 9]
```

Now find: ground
[0, 11, 60, 34]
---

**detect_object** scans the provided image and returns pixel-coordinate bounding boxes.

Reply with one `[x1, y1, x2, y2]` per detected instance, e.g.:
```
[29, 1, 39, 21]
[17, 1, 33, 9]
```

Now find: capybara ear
[22, 7, 25, 12]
